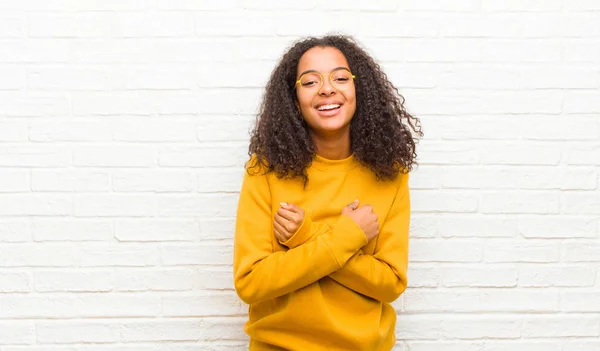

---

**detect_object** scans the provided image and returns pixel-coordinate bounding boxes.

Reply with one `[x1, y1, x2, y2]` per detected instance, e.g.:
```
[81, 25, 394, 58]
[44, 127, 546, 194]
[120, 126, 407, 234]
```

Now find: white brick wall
[0, 0, 598, 349]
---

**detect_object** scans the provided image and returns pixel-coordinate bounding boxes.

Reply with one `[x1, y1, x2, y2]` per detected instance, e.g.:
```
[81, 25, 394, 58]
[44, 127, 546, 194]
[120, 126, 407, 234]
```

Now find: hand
[341, 199, 379, 242]
[274, 202, 305, 243]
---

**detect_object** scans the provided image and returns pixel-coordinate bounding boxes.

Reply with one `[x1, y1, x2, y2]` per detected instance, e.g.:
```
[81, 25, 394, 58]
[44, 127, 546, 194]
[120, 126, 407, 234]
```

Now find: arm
[328, 173, 410, 302]
[279, 173, 410, 303]
[233, 166, 367, 305]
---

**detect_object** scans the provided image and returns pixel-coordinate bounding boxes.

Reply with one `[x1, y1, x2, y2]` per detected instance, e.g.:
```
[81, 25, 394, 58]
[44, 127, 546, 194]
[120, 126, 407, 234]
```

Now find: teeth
[317, 104, 341, 111]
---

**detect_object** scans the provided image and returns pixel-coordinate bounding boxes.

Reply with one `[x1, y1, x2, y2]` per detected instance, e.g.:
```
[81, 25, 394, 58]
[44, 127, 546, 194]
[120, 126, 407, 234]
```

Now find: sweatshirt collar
[311, 153, 360, 172]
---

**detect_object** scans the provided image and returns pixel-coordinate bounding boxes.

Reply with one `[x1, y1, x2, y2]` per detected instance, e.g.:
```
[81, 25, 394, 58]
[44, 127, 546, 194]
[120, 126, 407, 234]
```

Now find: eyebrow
[297, 66, 351, 78]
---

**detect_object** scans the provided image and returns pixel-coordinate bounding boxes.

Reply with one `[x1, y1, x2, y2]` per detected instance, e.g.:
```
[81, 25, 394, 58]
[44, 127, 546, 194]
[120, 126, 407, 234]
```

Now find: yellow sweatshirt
[233, 153, 410, 351]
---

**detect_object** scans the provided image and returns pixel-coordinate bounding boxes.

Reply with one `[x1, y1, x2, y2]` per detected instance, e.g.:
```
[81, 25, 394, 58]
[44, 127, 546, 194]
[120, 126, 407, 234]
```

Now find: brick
[28, 68, 111, 90]
[32, 219, 112, 241]
[198, 168, 243, 193]
[0, 145, 70, 167]
[29, 14, 111, 38]
[30, 118, 114, 142]
[414, 141, 479, 165]
[156, 0, 236, 10]
[162, 292, 246, 317]
[158, 194, 239, 217]
[520, 265, 596, 287]
[483, 342, 562, 351]
[440, 266, 517, 287]
[410, 240, 483, 262]
[74, 194, 157, 217]
[0, 169, 29, 192]
[31, 170, 110, 192]
[438, 215, 517, 238]
[482, 40, 561, 63]
[0, 294, 160, 318]
[197, 115, 254, 142]
[562, 193, 600, 214]
[439, 316, 521, 339]
[0, 220, 30, 242]
[113, 13, 194, 38]
[196, 12, 276, 36]
[36, 321, 119, 344]
[77, 244, 160, 267]
[115, 269, 196, 292]
[160, 244, 232, 266]
[519, 216, 597, 238]
[361, 15, 438, 37]
[0, 322, 34, 345]
[112, 170, 195, 193]
[480, 143, 561, 165]
[0, 272, 30, 292]
[411, 190, 478, 213]
[482, 192, 559, 214]
[522, 315, 599, 337]
[73, 146, 156, 167]
[0, 244, 76, 267]
[408, 342, 483, 351]
[479, 289, 558, 312]
[561, 292, 600, 312]
[34, 271, 112, 292]
[0, 195, 71, 216]
[0, 67, 25, 89]
[484, 241, 560, 262]
[410, 215, 439, 238]
[563, 242, 600, 262]
[567, 144, 600, 165]
[159, 145, 246, 168]
[403, 289, 480, 312]
[482, 0, 561, 11]
[115, 219, 199, 242]
[199, 218, 236, 241]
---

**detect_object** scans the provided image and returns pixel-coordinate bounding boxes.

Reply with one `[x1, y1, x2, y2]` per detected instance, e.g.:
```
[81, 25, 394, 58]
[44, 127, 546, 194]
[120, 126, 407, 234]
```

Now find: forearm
[328, 251, 407, 303]
[234, 215, 367, 304]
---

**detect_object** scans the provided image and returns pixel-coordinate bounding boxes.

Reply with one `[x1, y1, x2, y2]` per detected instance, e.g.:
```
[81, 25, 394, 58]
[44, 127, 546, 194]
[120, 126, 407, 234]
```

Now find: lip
[315, 104, 343, 117]
[315, 101, 343, 109]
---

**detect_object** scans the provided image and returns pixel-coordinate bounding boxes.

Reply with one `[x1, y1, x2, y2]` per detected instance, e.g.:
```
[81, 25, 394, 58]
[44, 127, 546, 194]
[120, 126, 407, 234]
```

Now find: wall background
[0, 0, 599, 350]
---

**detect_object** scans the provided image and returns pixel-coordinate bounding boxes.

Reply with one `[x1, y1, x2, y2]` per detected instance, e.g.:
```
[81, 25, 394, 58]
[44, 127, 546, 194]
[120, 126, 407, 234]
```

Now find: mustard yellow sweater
[233, 153, 410, 351]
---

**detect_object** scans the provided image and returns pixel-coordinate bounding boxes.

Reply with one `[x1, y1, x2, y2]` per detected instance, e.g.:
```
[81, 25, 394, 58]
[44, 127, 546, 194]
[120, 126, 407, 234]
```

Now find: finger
[274, 220, 291, 240]
[274, 212, 291, 229]
[283, 203, 303, 214]
[276, 207, 297, 222]
[344, 199, 360, 211]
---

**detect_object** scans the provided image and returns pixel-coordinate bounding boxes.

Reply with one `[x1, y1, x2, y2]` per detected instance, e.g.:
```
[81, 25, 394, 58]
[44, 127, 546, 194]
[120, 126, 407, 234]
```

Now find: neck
[310, 128, 351, 160]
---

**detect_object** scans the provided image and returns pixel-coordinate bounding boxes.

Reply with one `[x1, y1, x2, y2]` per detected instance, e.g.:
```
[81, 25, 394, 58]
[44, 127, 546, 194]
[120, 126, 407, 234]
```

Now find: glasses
[295, 68, 356, 92]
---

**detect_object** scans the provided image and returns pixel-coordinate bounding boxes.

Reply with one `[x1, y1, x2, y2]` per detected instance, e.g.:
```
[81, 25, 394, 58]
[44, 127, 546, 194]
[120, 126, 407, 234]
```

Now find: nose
[318, 78, 336, 96]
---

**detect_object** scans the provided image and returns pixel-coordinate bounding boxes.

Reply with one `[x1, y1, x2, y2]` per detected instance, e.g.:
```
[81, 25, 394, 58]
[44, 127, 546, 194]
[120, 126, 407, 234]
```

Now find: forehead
[297, 46, 350, 75]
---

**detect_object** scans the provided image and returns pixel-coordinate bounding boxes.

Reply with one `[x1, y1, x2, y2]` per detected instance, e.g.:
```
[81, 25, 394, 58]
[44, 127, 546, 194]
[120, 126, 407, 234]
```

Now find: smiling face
[295, 46, 357, 137]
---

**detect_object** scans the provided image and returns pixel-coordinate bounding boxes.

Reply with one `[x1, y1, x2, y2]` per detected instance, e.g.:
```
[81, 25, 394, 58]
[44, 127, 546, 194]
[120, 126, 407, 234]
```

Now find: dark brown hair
[247, 34, 422, 185]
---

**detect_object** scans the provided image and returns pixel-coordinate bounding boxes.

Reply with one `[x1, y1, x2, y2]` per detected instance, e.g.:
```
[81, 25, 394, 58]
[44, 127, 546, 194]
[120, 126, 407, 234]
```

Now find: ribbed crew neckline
[311, 153, 360, 172]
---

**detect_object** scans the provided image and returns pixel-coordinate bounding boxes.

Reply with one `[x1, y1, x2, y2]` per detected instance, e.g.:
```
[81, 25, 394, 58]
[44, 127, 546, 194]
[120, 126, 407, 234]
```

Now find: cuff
[279, 214, 313, 248]
[323, 215, 368, 267]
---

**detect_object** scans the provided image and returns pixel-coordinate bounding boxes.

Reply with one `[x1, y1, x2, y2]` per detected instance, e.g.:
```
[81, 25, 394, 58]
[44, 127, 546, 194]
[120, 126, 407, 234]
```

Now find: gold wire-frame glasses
[294, 68, 356, 92]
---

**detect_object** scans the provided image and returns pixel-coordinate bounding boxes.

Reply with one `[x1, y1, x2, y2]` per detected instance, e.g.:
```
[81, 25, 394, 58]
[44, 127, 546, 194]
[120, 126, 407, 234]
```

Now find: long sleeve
[328, 173, 410, 302]
[233, 166, 368, 305]
[279, 173, 410, 303]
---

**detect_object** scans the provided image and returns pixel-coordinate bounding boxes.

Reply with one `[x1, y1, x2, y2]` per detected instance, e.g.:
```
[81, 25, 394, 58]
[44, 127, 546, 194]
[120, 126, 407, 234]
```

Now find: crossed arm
[233, 169, 409, 304]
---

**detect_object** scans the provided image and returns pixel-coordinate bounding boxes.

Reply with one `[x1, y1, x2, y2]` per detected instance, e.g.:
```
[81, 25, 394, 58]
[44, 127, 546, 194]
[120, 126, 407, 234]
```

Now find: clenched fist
[342, 199, 379, 242]
[274, 202, 305, 243]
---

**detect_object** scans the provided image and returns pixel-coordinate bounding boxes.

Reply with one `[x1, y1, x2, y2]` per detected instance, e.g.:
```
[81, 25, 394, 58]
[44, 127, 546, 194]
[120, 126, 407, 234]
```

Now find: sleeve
[233, 167, 368, 305]
[328, 173, 410, 303]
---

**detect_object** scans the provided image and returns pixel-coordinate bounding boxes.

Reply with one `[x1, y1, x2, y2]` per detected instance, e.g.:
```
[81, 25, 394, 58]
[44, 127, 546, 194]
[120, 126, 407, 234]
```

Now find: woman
[233, 35, 422, 351]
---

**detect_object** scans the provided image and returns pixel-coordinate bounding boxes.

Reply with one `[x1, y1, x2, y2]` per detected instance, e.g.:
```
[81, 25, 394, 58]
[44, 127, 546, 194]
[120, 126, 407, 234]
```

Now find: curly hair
[247, 34, 423, 186]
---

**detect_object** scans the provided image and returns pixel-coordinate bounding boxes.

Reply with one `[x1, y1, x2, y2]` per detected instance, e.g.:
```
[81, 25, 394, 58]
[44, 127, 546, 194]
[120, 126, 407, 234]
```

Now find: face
[295, 46, 357, 136]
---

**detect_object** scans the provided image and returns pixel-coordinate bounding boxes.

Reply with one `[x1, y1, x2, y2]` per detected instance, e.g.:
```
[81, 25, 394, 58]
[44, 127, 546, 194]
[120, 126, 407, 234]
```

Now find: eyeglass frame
[294, 67, 357, 92]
